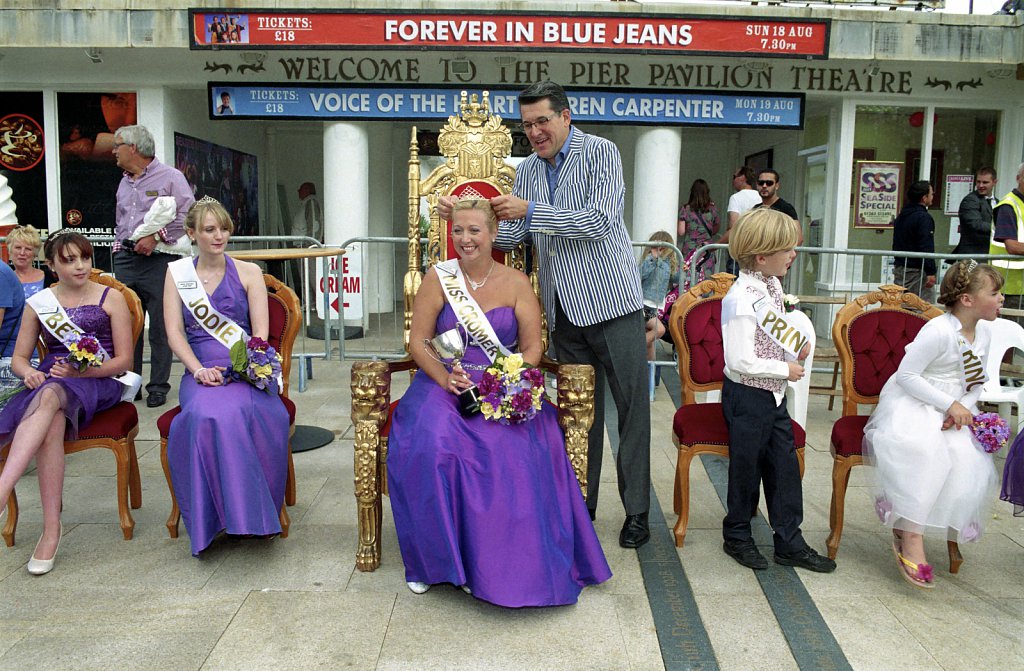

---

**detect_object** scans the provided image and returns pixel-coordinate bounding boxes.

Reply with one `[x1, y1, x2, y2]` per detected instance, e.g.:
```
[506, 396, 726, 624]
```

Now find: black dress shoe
[723, 540, 769, 570]
[619, 512, 650, 548]
[146, 392, 167, 408]
[774, 547, 837, 573]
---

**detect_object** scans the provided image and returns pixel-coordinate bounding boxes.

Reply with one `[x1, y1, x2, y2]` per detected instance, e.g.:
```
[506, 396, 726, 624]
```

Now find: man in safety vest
[990, 162, 1024, 320]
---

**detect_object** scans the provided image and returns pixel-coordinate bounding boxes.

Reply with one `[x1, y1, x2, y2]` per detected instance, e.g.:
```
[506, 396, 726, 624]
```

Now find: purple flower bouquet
[478, 353, 546, 425]
[230, 336, 283, 394]
[970, 412, 1010, 454]
[65, 332, 103, 372]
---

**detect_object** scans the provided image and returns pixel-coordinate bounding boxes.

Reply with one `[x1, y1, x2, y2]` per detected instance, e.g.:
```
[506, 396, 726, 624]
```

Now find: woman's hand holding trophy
[424, 326, 482, 418]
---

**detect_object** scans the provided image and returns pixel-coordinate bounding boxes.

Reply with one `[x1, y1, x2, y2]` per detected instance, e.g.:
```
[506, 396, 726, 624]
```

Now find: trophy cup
[424, 327, 482, 418]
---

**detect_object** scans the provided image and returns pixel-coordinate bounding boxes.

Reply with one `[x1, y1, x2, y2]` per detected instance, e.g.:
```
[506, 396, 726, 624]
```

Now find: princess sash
[957, 333, 987, 392]
[748, 290, 812, 359]
[435, 259, 512, 363]
[169, 257, 250, 350]
[27, 288, 143, 402]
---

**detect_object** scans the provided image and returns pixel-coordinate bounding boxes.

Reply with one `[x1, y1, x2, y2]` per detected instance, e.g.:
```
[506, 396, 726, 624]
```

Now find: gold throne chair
[350, 91, 596, 572]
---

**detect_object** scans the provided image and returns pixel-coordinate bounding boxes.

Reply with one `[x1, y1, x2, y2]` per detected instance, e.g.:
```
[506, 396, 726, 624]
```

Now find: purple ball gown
[166, 257, 290, 556]
[388, 305, 612, 607]
[1002, 432, 1024, 516]
[0, 288, 121, 442]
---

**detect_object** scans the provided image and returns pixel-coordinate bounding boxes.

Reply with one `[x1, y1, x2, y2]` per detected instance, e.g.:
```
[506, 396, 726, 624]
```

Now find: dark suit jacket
[954, 190, 994, 255]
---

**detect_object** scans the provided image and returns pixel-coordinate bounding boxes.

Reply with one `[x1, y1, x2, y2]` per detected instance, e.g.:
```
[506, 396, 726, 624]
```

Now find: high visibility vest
[988, 190, 1024, 294]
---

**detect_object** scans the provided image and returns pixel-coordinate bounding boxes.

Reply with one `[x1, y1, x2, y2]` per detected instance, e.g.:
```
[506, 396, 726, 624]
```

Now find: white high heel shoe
[27, 523, 62, 576]
[406, 581, 430, 594]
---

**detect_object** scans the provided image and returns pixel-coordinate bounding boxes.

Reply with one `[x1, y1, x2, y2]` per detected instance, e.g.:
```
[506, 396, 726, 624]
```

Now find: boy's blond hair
[728, 209, 800, 270]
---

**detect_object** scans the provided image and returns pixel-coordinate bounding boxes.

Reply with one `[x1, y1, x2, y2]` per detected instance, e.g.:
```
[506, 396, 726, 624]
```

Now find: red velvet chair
[157, 273, 299, 540]
[826, 285, 946, 563]
[667, 273, 806, 548]
[1, 270, 144, 546]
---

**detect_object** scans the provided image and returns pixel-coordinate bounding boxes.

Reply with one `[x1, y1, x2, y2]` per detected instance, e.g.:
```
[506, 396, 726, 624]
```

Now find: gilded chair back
[831, 284, 942, 416]
[667, 272, 735, 406]
[404, 90, 526, 351]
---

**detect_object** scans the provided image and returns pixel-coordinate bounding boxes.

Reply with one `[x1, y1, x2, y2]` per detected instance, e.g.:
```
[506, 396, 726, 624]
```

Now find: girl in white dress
[864, 260, 1003, 588]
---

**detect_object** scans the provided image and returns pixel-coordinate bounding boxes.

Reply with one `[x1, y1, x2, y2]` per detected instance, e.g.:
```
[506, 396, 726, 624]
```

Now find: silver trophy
[424, 326, 482, 417]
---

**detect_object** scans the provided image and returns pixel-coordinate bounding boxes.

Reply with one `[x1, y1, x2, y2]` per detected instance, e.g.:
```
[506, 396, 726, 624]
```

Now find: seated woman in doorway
[7, 225, 57, 300]
[0, 231, 137, 575]
[163, 197, 290, 556]
[388, 198, 611, 607]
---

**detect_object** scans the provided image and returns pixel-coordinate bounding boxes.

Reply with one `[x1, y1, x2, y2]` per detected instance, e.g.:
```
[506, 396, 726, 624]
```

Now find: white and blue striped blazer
[496, 127, 643, 329]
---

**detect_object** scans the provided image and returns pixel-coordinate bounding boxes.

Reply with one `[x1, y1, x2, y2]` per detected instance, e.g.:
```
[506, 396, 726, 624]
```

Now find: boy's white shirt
[721, 270, 790, 406]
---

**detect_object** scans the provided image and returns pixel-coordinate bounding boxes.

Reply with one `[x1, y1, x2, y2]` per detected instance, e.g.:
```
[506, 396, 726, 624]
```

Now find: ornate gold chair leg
[354, 420, 383, 572]
[556, 364, 594, 499]
[796, 447, 806, 479]
[159, 437, 180, 538]
[279, 503, 290, 539]
[948, 541, 963, 574]
[128, 428, 142, 509]
[112, 442, 135, 540]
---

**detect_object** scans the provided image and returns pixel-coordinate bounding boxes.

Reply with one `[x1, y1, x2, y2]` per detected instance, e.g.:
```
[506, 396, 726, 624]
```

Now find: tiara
[50, 227, 77, 239]
[196, 195, 220, 206]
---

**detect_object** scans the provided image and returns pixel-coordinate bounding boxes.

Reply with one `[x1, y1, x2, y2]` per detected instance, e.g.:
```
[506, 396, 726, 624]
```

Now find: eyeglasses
[112, 142, 128, 150]
[518, 115, 556, 132]
[757, 180, 776, 186]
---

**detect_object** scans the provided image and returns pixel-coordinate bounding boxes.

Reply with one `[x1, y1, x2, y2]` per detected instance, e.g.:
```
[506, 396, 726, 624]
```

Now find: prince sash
[957, 333, 987, 392]
[749, 290, 812, 359]
[435, 259, 512, 363]
[169, 257, 250, 350]
[27, 289, 143, 401]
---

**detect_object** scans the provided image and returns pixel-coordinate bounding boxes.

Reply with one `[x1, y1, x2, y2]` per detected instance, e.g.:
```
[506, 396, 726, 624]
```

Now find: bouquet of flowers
[230, 336, 283, 394]
[65, 333, 104, 372]
[970, 412, 1010, 454]
[477, 353, 546, 425]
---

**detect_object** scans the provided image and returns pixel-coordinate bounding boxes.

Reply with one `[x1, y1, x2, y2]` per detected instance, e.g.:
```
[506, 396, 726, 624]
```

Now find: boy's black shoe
[723, 540, 768, 570]
[774, 547, 837, 573]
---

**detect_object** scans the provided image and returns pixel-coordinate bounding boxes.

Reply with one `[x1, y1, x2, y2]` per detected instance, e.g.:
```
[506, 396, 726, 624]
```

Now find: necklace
[197, 263, 225, 285]
[464, 259, 495, 290]
[59, 286, 88, 310]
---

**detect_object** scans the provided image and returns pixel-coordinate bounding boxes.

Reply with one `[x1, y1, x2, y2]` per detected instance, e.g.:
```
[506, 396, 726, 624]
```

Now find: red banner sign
[189, 11, 830, 58]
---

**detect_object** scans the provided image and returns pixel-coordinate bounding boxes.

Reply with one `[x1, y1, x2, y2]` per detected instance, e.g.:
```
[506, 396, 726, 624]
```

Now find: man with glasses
[437, 80, 652, 549]
[754, 169, 798, 222]
[112, 124, 194, 407]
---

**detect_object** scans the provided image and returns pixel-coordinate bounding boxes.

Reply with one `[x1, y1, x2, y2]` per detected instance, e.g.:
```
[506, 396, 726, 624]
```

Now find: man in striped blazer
[440, 81, 652, 549]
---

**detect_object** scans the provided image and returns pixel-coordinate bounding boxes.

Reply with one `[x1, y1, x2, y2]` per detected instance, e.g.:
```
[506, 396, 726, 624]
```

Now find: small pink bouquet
[478, 353, 546, 425]
[970, 412, 1010, 454]
[230, 336, 283, 394]
[64, 333, 103, 372]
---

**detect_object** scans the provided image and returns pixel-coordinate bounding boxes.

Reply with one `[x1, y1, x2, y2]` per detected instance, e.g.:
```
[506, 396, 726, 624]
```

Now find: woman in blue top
[7, 225, 56, 300]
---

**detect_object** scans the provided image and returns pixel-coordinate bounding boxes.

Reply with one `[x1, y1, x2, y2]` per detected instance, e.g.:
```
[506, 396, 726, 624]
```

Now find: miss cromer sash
[435, 259, 512, 363]
[27, 288, 143, 401]
[749, 290, 812, 359]
[957, 333, 987, 392]
[169, 257, 250, 349]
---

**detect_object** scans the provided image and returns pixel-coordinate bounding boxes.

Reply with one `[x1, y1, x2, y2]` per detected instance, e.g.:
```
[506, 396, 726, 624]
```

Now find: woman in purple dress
[163, 198, 289, 556]
[0, 231, 134, 575]
[389, 199, 611, 607]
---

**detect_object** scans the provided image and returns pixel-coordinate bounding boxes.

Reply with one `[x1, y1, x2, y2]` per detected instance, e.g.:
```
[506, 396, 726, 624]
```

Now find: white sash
[434, 259, 513, 363]
[27, 289, 143, 402]
[957, 333, 987, 392]
[749, 290, 813, 359]
[169, 257, 250, 350]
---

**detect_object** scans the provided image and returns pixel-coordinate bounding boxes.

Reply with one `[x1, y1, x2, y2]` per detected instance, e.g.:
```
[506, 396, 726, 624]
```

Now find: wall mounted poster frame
[744, 148, 773, 175]
[854, 161, 902, 229]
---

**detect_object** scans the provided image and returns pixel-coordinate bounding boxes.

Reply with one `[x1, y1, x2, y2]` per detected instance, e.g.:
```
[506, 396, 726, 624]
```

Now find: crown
[196, 195, 220, 206]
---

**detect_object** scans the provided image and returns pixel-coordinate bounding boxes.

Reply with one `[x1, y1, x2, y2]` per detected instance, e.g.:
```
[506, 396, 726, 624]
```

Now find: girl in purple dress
[389, 199, 611, 607]
[163, 198, 289, 556]
[0, 231, 134, 575]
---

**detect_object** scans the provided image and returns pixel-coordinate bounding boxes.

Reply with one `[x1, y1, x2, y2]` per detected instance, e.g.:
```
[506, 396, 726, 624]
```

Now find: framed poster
[854, 161, 902, 229]
[944, 174, 974, 215]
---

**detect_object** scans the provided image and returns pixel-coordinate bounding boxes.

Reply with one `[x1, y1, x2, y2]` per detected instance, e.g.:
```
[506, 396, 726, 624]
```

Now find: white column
[367, 124, 394, 314]
[136, 87, 170, 159]
[324, 121, 368, 328]
[631, 127, 682, 245]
